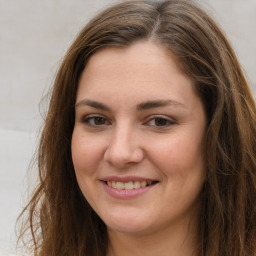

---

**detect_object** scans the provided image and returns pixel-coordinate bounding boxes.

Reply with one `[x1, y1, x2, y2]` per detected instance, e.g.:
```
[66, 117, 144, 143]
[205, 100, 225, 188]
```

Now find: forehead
[85, 42, 179, 73]
[76, 41, 201, 111]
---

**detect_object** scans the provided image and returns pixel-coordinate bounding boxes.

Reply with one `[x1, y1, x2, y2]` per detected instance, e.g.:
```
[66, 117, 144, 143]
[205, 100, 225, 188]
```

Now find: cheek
[71, 131, 103, 177]
[150, 133, 206, 177]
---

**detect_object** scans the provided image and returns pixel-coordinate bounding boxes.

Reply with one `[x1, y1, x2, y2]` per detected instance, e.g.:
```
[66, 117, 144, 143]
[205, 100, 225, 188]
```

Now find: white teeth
[134, 181, 140, 189]
[116, 182, 125, 189]
[112, 181, 117, 189]
[140, 181, 147, 187]
[106, 181, 155, 189]
[124, 181, 133, 190]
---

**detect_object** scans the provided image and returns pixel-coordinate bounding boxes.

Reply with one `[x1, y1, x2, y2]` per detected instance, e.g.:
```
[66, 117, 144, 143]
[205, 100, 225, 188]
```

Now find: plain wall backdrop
[0, 0, 255, 255]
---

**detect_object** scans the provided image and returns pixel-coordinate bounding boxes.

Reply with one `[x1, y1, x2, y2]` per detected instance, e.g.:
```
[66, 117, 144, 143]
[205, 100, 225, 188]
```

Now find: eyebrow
[136, 99, 186, 111]
[75, 99, 110, 111]
[75, 99, 186, 111]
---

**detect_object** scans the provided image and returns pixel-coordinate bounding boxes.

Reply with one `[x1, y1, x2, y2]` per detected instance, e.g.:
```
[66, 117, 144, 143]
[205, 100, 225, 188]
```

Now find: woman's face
[72, 41, 207, 236]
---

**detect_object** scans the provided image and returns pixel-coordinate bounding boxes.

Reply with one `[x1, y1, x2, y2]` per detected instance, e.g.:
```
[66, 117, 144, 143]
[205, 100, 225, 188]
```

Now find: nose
[104, 125, 144, 169]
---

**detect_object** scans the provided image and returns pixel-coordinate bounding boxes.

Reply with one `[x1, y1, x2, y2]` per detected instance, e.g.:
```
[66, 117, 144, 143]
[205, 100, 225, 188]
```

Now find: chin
[101, 210, 153, 234]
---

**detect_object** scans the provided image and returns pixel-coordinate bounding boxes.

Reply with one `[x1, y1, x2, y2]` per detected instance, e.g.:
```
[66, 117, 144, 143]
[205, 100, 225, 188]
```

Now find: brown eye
[83, 115, 110, 126]
[154, 118, 169, 126]
[146, 116, 175, 128]
[94, 117, 107, 125]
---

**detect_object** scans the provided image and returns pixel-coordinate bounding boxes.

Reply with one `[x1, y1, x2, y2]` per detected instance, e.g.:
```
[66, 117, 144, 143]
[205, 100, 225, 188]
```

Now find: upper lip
[100, 176, 158, 183]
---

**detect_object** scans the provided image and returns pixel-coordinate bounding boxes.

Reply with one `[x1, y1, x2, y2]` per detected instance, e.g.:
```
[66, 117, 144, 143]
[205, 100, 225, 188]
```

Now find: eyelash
[145, 115, 175, 128]
[82, 114, 110, 126]
[81, 114, 176, 128]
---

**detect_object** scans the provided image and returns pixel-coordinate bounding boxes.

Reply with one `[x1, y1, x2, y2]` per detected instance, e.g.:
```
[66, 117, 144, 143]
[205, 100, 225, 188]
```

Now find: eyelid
[79, 113, 176, 128]
[146, 114, 176, 121]
[81, 114, 111, 126]
[144, 115, 176, 127]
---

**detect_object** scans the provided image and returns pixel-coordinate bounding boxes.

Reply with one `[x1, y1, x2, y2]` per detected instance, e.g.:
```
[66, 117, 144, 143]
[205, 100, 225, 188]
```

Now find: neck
[106, 217, 199, 256]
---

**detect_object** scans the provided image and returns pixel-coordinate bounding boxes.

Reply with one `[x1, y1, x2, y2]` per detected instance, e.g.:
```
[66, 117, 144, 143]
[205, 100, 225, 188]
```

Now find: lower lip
[102, 182, 157, 199]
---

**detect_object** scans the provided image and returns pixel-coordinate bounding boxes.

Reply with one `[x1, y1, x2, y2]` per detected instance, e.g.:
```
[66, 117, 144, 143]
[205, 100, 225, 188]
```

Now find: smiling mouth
[103, 180, 158, 190]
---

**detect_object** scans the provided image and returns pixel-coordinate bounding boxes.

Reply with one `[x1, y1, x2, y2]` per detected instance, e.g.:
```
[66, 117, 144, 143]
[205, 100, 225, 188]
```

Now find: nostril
[104, 145, 144, 168]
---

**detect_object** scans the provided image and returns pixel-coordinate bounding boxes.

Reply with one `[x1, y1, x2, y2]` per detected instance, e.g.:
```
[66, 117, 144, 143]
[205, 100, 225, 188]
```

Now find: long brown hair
[17, 0, 256, 255]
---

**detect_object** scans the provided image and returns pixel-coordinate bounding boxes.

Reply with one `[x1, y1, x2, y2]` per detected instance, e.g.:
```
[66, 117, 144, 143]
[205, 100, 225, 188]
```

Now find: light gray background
[0, 0, 255, 255]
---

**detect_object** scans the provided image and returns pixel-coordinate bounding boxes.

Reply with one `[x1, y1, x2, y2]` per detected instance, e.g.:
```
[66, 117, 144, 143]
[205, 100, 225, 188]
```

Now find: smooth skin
[72, 41, 207, 256]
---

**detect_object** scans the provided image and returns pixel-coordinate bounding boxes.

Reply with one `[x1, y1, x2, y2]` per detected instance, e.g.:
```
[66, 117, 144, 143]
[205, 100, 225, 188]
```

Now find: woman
[18, 0, 256, 255]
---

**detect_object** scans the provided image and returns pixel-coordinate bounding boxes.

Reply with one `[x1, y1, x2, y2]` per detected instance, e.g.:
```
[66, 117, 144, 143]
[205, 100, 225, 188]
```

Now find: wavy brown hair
[17, 0, 256, 255]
